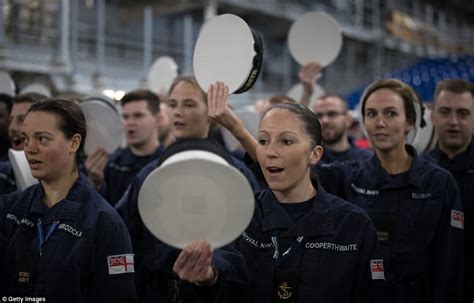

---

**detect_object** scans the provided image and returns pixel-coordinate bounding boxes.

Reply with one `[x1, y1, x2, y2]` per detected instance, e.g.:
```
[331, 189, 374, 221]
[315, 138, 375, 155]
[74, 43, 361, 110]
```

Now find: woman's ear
[309, 145, 324, 166]
[405, 123, 415, 135]
[69, 134, 81, 154]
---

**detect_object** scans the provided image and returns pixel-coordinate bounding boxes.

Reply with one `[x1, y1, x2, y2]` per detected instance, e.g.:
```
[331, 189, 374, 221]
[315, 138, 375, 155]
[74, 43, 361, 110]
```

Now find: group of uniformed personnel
[0, 65, 472, 303]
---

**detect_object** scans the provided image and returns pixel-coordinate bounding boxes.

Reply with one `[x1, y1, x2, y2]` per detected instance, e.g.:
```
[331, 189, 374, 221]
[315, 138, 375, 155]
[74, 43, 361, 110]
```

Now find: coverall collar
[261, 181, 335, 237]
[366, 144, 423, 189]
[432, 138, 474, 173]
[28, 174, 88, 225]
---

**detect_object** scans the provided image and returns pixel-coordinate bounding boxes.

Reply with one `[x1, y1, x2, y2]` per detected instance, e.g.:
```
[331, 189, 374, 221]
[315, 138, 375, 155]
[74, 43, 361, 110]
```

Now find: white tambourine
[411, 105, 434, 154]
[147, 56, 179, 95]
[20, 83, 52, 97]
[138, 140, 254, 249]
[0, 71, 15, 96]
[8, 149, 38, 190]
[288, 12, 343, 67]
[193, 14, 263, 94]
[80, 97, 123, 156]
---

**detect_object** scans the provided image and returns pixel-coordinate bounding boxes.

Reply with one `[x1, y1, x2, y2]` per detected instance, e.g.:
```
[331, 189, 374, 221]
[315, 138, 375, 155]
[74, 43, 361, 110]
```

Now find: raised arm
[298, 62, 323, 108]
[207, 81, 258, 161]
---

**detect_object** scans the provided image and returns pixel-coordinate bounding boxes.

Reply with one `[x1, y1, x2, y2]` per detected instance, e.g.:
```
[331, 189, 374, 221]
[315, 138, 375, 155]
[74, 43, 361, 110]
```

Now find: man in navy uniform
[312, 94, 371, 163]
[85, 89, 164, 206]
[427, 79, 474, 303]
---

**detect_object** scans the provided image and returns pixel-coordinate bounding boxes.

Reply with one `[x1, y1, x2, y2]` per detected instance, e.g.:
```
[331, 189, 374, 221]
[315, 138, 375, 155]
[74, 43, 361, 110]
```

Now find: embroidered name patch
[108, 254, 135, 275]
[411, 192, 431, 199]
[57, 223, 83, 237]
[305, 242, 358, 252]
[351, 183, 379, 196]
[241, 231, 273, 249]
[5, 213, 34, 228]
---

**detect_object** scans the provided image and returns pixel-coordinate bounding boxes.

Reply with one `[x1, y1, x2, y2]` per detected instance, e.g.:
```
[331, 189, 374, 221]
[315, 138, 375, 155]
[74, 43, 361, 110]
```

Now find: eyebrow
[122, 109, 147, 115]
[280, 131, 298, 136]
[20, 131, 53, 136]
[366, 106, 400, 111]
[258, 130, 299, 136]
[169, 98, 197, 102]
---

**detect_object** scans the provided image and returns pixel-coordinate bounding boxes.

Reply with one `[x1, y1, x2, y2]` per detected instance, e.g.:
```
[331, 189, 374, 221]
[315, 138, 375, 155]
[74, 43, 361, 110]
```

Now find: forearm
[230, 124, 258, 162]
[299, 85, 313, 108]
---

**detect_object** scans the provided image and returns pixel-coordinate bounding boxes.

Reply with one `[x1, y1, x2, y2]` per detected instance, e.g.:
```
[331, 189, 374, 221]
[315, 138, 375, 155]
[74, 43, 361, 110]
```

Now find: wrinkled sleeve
[433, 172, 463, 303]
[352, 215, 377, 303]
[115, 180, 138, 233]
[193, 244, 250, 302]
[89, 210, 137, 303]
[0, 194, 7, 263]
[314, 162, 349, 199]
[233, 157, 262, 192]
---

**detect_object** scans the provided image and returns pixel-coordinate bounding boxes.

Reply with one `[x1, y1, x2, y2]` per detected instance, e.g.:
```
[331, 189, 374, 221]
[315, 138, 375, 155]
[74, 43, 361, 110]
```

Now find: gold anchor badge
[278, 282, 292, 300]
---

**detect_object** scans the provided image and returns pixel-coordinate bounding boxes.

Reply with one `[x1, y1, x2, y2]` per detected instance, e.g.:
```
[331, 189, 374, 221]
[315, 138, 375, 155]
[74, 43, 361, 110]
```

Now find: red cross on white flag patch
[108, 254, 135, 275]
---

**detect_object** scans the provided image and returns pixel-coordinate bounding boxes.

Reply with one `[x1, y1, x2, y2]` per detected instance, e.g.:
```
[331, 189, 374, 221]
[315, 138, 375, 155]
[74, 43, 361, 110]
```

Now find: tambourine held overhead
[288, 11, 343, 67]
[193, 14, 264, 94]
[147, 56, 179, 95]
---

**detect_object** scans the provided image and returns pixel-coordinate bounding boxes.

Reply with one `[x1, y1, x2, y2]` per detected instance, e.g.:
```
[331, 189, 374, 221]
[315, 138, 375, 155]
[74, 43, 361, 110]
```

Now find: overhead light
[102, 89, 115, 99]
[115, 90, 125, 100]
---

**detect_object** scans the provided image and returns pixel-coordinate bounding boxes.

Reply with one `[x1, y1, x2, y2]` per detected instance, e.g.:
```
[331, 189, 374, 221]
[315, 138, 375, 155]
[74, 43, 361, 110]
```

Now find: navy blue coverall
[319, 138, 372, 165]
[316, 145, 464, 303]
[425, 138, 474, 302]
[233, 182, 377, 303]
[100, 145, 164, 206]
[0, 160, 16, 195]
[0, 175, 137, 302]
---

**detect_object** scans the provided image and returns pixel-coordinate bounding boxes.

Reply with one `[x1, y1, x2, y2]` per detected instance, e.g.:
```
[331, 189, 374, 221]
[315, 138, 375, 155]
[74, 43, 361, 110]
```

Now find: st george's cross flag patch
[451, 210, 464, 229]
[108, 254, 135, 275]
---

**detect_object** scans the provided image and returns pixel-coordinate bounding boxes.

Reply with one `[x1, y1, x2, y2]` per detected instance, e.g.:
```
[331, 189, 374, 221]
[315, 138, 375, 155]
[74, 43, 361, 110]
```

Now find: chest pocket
[44, 227, 94, 286]
[302, 240, 360, 300]
[394, 193, 443, 249]
[3, 223, 36, 289]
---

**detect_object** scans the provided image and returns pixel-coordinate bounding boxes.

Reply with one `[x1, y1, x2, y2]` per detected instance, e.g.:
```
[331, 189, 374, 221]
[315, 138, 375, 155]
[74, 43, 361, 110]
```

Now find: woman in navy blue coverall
[211, 78, 464, 302]
[0, 99, 136, 302]
[315, 79, 464, 303]
[115, 76, 252, 302]
[232, 102, 377, 302]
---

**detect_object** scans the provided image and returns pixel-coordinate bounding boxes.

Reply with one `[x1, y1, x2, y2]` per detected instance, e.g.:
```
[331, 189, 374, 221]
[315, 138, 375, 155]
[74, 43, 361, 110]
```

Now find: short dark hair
[317, 93, 348, 111]
[0, 93, 13, 113]
[120, 89, 160, 114]
[13, 93, 47, 105]
[26, 98, 86, 165]
[261, 102, 322, 147]
[434, 79, 474, 101]
[360, 79, 419, 126]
